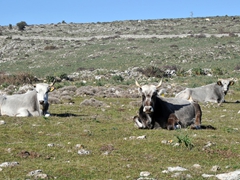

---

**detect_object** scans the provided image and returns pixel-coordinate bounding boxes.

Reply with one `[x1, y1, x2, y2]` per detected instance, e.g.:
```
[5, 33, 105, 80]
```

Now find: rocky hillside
[0, 16, 240, 85]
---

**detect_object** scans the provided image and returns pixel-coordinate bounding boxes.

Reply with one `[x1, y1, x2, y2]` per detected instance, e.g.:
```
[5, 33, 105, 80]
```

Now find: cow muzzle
[143, 106, 154, 113]
[39, 100, 44, 105]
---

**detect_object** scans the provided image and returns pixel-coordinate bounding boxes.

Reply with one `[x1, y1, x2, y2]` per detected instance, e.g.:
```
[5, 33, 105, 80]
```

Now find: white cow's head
[34, 81, 55, 115]
[136, 80, 162, 114]
[217, 78, 234, 95]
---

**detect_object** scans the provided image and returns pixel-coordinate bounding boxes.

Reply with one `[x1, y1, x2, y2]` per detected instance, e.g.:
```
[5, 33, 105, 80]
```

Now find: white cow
[0, 82, 55, 117]
[175, 78, 235, 106]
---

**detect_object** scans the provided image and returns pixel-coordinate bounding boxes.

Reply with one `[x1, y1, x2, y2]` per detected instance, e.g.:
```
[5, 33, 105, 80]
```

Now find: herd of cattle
[133, 78, 235, 130]
[0, 78, 236, 130]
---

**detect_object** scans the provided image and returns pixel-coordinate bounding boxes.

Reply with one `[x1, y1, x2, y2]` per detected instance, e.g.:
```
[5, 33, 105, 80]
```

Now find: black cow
[133, 80, 212, 130]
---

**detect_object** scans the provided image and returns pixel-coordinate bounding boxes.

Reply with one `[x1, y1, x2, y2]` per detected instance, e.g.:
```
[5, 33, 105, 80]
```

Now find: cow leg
[191, 102, 202, 129]
[167, 113, 181, 130]
[16, 108, 31, 117]
[133, 116, 143, 128]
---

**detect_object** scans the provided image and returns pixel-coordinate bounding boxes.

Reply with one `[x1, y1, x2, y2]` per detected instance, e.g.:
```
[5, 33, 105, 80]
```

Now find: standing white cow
[175, 78, 235, 106]
[0, 82, 55, 117]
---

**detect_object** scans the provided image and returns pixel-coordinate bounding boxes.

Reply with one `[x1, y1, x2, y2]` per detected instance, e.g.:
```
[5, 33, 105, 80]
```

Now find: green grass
[1, 95, 240, 179]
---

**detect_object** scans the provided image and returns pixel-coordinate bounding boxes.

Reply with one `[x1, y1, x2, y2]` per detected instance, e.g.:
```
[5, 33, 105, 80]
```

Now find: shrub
[192, 67, 204, 75]
[46, 75, 55, 83]
[212, 67, 224, 75]
[16, 21, 27, 31]
[0, 72, 34, 86]
[60, 73, 68, 80]
[44, 45, 57, 50]
[234, 64, 240, 71]
[138, 66, 164, 78]
[112, 75, 124, 82]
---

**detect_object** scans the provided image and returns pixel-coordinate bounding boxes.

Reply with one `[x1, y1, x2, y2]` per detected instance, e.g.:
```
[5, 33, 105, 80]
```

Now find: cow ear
[49, 86, 55, 92]
[230, 81, 234, 86]
[217, 81, 222, 86]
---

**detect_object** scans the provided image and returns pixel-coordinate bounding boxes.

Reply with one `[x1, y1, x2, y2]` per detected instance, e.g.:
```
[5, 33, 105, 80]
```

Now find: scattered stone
[193, 164, 201, 169]
[77, 149, 91, 155]
[162, 170, 169, 173]
[137, 135, 146, 139]
[161, 140, 173, 144]
[211, 165, 221, 172]
[161, 140, 168, 144]
[216, 170, 240, 180]
[140, 171, 151, 177]
[75, 144, 84, 149]
[0, 162, 19, 167]
[167, 166, 187, 172]
[171, 172, 182, 178]
[47, 143, 55, 147]
[0, 120, 5, 125]
[202, 173, 215, 178]
[124, 135, 146, 140]
[27, 169, 43, 176]
[27, 169, 48, 179]
[203, 141, 215, 149]
[172, 143, 180, 147]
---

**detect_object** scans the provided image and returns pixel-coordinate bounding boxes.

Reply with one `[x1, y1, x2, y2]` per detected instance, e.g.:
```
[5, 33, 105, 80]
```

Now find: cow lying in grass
[175, 78, 235, 106]
[0, 82, 55, 117]
[133, 80, 215, 130]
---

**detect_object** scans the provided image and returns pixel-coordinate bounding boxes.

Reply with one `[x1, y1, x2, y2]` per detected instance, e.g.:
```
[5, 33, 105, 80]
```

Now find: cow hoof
[195, 126, 201, 130]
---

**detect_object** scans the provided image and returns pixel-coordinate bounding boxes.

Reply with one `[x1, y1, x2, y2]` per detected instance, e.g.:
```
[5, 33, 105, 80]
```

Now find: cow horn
[49, 79, 56, 86]
[156, 79, 162, 88]
[135, 80, 141, 88]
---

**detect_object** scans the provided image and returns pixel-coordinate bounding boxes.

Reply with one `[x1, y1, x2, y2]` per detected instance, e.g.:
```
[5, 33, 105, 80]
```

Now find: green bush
[60, 73, 68, 80]
[46, 75, 55, 83]
[212, 67, 224, 75]
[112, 75, 124, 82]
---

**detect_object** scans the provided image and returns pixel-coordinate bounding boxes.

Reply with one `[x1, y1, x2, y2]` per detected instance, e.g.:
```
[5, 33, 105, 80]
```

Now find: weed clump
[175, 133, 194, 150]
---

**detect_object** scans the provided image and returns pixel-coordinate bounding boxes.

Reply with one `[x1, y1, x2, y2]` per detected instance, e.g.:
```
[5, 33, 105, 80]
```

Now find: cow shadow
[50, 113, 87, 117]
[224, 100, 240, 104]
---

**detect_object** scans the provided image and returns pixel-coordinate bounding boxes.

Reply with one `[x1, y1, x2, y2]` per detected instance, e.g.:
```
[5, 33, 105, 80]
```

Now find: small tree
[16, 21, 27, 31]
[9, 24, 12, 30]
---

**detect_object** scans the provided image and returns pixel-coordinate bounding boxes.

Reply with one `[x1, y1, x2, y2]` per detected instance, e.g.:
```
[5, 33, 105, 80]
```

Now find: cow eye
[153, 91, 158, 97]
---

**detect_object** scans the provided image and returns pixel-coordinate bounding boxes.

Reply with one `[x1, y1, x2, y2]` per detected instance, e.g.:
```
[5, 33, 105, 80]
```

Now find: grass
[1, 95, 240, 179]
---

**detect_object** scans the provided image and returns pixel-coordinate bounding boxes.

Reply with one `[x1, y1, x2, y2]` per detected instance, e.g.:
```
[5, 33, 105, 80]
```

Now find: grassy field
[1, 94, 240, 179]
[0, 16, 240, 179]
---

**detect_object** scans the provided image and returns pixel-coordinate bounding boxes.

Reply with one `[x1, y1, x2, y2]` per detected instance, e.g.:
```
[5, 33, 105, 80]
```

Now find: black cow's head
[136, 80, 162, 114]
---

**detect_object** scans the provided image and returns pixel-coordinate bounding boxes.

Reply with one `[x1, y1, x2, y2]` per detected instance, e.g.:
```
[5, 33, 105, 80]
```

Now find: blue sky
[0, 0, 239, 26]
